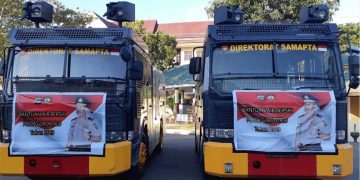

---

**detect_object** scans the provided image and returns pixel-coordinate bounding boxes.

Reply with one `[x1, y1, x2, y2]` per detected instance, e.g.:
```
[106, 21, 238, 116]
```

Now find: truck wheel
[195, 125, 199, 154]
[138, 138, 148, 171]
[155, 124, 163, 153]
[129, 134, 148, 179]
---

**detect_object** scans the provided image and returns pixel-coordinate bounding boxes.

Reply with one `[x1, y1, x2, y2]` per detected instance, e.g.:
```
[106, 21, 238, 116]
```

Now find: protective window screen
[70, 49, 126, 79]
[212, 47, 273, 75]
[276, 49, 333, 75]
[12, 48, 64, 77]
[211, 44, 341, 94]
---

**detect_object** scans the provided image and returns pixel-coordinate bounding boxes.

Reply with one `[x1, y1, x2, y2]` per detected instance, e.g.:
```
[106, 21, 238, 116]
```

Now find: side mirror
[129, 60, 143, 81]
[120, 47, 132, 62]
[349, 77, 359, 89]
[348, 55, 360, 77]
[348, 55, 360, 89]
[189, 57, 201, 75]
[0, 58, 4, 76]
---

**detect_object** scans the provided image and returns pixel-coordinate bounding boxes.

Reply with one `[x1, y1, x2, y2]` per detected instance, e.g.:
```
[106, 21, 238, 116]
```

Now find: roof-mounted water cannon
[214, 5, 244, 25]
[103, 1, 135, 27]
[300, 4, 329, 23]
[22, 1, 54, 28]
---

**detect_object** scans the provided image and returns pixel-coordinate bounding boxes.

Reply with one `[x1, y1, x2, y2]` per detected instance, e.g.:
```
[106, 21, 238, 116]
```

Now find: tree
[205, 0, 340, 23]
[338, 23, 360, 52]
[144, 32, 177, 71]
[124, 20, 146, 37]
[125, 20, 177, 71]
[49, 0, 93, 27]
[0, 0, 93, 85]
[0, 0, 93, 57]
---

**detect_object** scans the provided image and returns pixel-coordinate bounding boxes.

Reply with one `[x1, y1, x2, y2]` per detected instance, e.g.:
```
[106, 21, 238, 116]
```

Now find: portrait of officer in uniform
[295, 94, 331, 151]
[65, 97, 101, 152]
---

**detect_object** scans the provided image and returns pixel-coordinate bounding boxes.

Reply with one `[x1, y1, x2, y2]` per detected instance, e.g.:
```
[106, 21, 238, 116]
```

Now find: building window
[183, 51, 193, 61]
[175, 49, 181, 64]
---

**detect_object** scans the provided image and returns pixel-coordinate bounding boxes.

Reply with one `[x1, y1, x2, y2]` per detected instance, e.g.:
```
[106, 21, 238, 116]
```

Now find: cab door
[152, 73, 161, 149]
[146, 78, 154, 151]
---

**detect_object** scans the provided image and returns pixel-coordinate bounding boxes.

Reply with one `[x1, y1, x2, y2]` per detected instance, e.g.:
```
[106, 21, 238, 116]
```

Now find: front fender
[131, 117, 148, 166]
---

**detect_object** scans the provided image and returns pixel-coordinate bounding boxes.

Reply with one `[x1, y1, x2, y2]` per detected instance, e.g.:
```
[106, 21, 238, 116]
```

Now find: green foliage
[0, 0, 31, 56]
[125, 20, 177, 71]
[205, 1, 358, 54]
[205, 0, 340, 23]
[0, 0, 93, 57]
[167, 97, 175, 110]
[144, 32, 177, 71]
[338, 23, 360, 52]
[124, 20, 146, 37]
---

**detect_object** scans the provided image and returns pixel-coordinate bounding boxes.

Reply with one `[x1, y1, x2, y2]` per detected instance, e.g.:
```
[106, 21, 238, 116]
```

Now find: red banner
[233, 90, 336, 153]
[10, 92, 106, 156]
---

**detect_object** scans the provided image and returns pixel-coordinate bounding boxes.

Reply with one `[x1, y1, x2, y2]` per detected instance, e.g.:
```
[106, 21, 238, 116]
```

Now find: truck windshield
[70, 48, 126, 79]
[211, 43, 341, 94]
[12, 48, 126, 79]
[13, 48, 64, 77]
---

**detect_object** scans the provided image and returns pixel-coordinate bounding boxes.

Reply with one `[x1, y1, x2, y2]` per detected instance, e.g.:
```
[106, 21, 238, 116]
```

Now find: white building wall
[180, 47, 203, 65]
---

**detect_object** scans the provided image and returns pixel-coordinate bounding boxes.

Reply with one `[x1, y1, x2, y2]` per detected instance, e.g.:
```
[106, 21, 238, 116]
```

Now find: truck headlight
[336, 130, 346, 140]
[1, 130, 11, 142]
[127, 131, 134, 140]
[106, 131, 126, 142]
[208, 129, 234, 138]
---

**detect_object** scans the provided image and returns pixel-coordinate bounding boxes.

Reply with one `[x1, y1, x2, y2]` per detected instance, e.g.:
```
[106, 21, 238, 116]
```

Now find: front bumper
[204, 142, 353, 178]
[0, 141, 131, 176]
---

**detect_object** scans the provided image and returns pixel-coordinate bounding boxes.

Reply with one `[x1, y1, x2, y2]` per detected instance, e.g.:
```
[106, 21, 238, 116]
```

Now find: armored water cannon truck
[0, 1, 165, 177]
[190, 4, 358, 179]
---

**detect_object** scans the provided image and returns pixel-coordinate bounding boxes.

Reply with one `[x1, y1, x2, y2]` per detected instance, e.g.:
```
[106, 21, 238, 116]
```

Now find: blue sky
[61, 0, 211, 23]
[61, 0, 359, 24]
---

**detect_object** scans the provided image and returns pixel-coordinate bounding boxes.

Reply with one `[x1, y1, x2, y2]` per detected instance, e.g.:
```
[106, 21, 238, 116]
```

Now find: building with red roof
[91, 13, 212, 66]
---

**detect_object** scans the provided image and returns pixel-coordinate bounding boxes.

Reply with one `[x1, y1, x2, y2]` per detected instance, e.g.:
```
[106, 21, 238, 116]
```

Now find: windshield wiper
[212, 73, 274, 80]
[294, 86, 330, 90]
[242, 88, 260, 90]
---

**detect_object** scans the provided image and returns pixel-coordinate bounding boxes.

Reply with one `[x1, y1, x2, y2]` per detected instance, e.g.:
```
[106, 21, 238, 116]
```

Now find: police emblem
[222, 45, 229, 52]
[257, 95, 265, 101]
[34, 97, 42, 104]
[44, 97, 51, 104]
[267, 95, 275, 101]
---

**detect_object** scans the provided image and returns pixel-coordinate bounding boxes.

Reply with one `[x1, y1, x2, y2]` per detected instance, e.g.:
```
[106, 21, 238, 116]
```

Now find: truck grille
[11, 28, 124, 41]
[6, 77, 126, 96]
[210, 24, 336, 41]
[212, 76, 338, 94]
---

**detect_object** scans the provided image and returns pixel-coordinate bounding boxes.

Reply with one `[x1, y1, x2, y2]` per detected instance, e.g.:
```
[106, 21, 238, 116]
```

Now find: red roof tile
[143, 20, 158, 34]
[109, 19, 158, 33]
[158, 21, 213, 38]
[106, 18, 212, 38]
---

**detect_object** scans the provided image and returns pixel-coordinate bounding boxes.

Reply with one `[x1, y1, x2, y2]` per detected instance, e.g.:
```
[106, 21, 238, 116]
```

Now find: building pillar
[174, 88, 179, 115]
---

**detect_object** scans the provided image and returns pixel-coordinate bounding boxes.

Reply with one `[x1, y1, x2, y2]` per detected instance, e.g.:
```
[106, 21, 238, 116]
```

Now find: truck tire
[154, 123, 163, 153]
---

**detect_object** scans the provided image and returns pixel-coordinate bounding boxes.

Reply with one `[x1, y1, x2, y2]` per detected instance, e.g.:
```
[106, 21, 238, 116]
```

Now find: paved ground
[0, 131, 358, 180]
[142, 133, 202, 180]
[347, 143, 359, 180]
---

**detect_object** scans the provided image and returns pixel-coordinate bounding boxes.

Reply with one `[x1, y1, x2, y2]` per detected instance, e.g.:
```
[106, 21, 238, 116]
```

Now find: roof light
[300, 4, 329, 23]
[117, 10, 124, 16]
[103, 1, 135, 27]
[234, 14, 242, 21]
[32, 7, 41, 16]
[22, 1, 54, 28]
[318, 10, 327, 18]
[214, 5, 244, 25]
